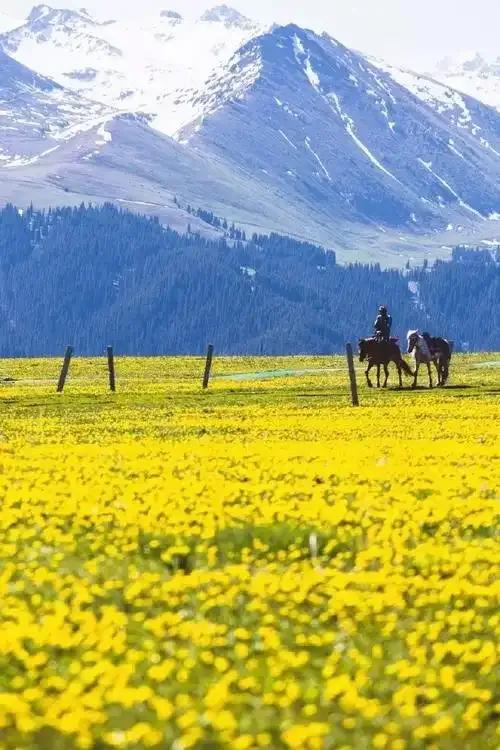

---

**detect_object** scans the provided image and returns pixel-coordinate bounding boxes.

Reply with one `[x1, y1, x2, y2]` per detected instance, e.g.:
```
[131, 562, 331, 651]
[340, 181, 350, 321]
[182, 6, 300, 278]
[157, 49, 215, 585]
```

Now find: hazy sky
[3, 0, 499, 68]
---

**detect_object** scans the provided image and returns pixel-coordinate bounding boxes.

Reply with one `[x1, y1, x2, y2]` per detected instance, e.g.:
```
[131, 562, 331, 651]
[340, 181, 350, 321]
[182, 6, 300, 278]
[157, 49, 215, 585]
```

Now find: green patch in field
[213, 367, 344, 381]
[472, 360, 500, 368]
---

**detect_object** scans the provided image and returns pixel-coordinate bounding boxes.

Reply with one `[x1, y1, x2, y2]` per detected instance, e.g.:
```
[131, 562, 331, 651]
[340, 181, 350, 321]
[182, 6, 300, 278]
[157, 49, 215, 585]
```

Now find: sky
[2, 0, 499, 68]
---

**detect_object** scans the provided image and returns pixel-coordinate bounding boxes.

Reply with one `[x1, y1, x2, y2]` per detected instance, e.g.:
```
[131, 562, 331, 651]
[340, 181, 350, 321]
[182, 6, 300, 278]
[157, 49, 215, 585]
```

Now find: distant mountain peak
[435, 51, 500, 75]
[27, 4, 96, 25]
[463, 52, 487, 72]
[27, 5, 52, 22]
[430, 51, 500, 111]
[200, 5, 255, 29]
[160, 9, 183, 22]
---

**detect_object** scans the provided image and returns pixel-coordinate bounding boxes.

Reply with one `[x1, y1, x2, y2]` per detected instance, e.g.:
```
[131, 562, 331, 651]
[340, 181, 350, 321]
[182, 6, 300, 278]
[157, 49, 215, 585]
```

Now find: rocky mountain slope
[183, 26, 500, 229]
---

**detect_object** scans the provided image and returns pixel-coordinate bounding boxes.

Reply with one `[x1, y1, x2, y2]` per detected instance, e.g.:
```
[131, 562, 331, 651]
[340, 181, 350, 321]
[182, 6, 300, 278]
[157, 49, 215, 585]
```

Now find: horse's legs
[377, 364, 381, 388]
[438, 357, 450, 386]
[412, 361, 419, 388]
[365, 362, 374, 388]
[398, 362, 403, 389]
[383, 363, 389, 388]
[434, 359, 441, 386]
[427, 362, 433, 389]
[441, 358, 449, 386]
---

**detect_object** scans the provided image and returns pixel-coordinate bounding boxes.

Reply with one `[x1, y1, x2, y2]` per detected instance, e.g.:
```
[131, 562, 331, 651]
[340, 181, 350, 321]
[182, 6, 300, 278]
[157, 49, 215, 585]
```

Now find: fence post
[107, 346, 116, 392]
[57, 346, 73, 392]
[202, 344, 214, 390]
[346, 343, 359, 407]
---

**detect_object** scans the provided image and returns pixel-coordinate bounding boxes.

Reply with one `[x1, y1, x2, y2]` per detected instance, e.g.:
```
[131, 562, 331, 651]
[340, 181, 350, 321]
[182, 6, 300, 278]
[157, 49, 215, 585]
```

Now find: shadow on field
[294, 393, 335, 398]
[386, 386, 429, 392]
[386, 384, 473, 393]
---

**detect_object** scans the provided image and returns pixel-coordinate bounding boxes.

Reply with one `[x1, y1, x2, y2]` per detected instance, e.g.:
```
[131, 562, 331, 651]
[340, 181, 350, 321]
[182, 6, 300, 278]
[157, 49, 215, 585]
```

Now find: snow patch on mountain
[328, 90, 401, 183]
[382, 63, 475, 127]
[379, 59, 500, 164]
[279, 130, 297, 150]
[304, 137, 331, 180]
[293, 34, 320, 89]
[201, 5, 256, 30]
[432, 53, 500, 112]
[3, 144, 60, 169]
[417, 158, 485, 219]
[240, 265, 256, 277]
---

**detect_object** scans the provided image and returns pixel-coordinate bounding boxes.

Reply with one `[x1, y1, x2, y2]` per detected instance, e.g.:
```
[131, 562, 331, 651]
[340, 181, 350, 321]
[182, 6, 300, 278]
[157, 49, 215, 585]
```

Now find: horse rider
[374, 306, 392, 343]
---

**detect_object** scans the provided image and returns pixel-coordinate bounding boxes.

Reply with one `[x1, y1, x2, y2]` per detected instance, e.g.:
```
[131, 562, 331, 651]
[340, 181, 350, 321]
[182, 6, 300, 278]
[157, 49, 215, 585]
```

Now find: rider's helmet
[379, 306, 387, 315]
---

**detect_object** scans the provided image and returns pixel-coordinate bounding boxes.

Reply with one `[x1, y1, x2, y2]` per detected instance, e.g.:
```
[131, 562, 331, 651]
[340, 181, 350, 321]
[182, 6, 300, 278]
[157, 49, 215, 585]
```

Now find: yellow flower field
[0, 354, 498, 750]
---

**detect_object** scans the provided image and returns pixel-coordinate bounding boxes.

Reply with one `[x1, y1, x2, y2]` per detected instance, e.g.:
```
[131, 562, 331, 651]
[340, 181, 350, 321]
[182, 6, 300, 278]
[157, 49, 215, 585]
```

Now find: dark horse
[359, 338, 414, 388]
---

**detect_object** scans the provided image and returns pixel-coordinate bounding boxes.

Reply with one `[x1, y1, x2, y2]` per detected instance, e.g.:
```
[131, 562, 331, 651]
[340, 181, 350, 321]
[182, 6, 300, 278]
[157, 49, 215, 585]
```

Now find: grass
[0, 354, 498, 750]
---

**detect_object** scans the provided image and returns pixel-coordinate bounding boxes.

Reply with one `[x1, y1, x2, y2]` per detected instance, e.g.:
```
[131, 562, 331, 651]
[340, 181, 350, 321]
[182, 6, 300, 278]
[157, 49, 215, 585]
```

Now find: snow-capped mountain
[183, 25, 500, 227]
[1, 6, 500, 263]
[0, 48, 112, 167]
[1, 4, 265, 135]
[430, 53, 500, 113]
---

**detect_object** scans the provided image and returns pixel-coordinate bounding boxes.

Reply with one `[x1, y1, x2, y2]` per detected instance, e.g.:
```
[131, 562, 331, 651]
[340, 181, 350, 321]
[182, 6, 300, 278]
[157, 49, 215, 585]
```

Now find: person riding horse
[374, 306, 392, 343]
[359, 306, 413, 388]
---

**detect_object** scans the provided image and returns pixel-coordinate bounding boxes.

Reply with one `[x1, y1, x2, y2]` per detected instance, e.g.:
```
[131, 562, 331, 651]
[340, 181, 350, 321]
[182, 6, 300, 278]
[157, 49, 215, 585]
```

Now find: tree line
[0, 202, 498, 356]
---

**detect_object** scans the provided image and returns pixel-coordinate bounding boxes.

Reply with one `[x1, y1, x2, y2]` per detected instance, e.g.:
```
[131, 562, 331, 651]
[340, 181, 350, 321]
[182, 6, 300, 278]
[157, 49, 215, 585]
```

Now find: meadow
[0, 354, 498, 750]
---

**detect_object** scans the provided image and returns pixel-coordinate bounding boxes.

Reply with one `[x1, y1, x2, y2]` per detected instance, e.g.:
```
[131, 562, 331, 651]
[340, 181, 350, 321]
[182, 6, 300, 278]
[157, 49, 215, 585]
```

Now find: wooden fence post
[57, 346, 73, 392]
[107, 346, 116, 392]
[202, 344, 214, 390]
[346, 343, 359, 407]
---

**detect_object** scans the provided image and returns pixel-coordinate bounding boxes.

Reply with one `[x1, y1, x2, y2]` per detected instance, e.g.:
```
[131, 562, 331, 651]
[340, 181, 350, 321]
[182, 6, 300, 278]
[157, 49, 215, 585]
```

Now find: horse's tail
[436, 338, 452, 361]
[399, 358, 414, 377]
[441, 360, 450, 384]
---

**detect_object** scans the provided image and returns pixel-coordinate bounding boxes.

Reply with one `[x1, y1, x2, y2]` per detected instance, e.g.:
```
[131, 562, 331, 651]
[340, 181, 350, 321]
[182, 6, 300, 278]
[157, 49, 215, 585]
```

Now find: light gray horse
[407, 330, 453, 388]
